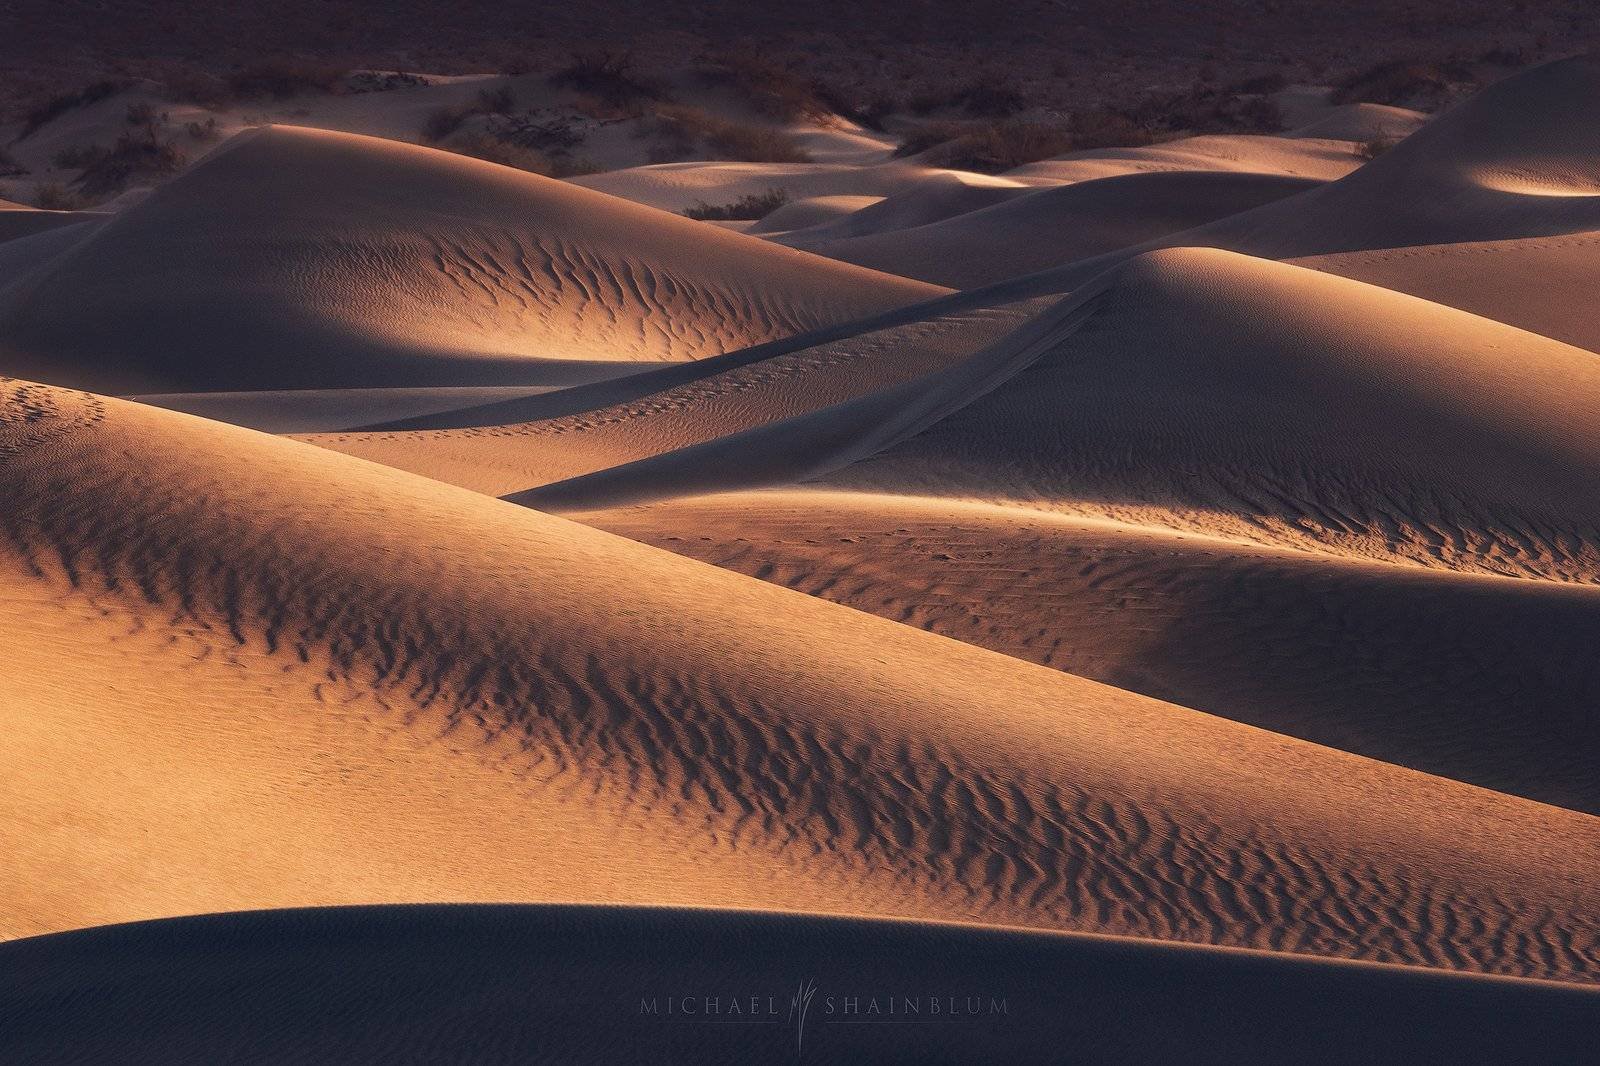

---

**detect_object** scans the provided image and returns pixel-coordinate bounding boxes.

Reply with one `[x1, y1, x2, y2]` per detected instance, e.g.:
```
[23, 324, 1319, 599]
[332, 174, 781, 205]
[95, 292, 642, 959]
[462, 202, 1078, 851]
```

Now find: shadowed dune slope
[3, 905, 1598, 1066]
[785, 171, 1322, 288]
[588, 491, 1600, 813]
[4, 379, 1600, 979]
[302, 297, 1043, 495]
[741, 248, 1600, 580]
[0, 126, 941, 392]
[521, 249, 1600, 585]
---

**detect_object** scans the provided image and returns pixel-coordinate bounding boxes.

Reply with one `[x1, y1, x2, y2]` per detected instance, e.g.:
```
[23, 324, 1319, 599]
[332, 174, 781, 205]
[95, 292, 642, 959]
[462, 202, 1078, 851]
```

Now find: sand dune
[1284, 102, 1428, 142]
[4, 904, 1598, 1065]
[1012, 57, 1600, 293]
[1002, 131, 1370, 185]
[589, 490, 1600, 813]
[0, 125, 939, 392]
[302, 296, 1039, 494]
[747, 193, 884, 234]
[0, 202, 99, 243]
[1298, 232, 1600, 352]
[5, 378, 1599, 982]
[576, 157, 1032, 214]
[783, 171, 1321, 287]
[517, 247, 1600, 589]
[766, 172, 1030, 242]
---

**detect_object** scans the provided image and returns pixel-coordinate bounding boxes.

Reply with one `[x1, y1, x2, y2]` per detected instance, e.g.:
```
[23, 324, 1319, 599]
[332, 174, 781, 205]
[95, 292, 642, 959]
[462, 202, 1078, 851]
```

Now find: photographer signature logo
[639, 977, 1008, 1060]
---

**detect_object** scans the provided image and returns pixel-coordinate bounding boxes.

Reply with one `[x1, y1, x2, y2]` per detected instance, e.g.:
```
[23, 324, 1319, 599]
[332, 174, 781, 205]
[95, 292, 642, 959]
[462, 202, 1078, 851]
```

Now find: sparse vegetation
[643, 105, 810, 163]
[33, 182, 85, 210]
[697, 53, 832, 121]
[682, 188, 790, 221]
[1356, 135, 1402, 160]
[550, 51, 663, 108]
[441, 131, 600, 178]
[422, 85, 525, 144]
[910, 78, 1029, 119]
[52, 143, 105, 169]
[1331, 59, 1470, 106]
[1124, 84, 1284, 134]
[894, 109, 1153, 173]
[186, 118, 220, 141]
[227, 59, 348, 101]
[1229, 72, 1289, 96]
[0, 147, 26, 177]
[18, 80, 125, 140]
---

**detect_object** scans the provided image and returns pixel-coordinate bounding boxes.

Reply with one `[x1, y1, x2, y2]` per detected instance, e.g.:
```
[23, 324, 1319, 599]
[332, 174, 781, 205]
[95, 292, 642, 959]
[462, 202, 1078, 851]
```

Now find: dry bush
[186, 117, 220, 141]
[550, 51, 663, 108]
[1125, 84, 1283, 133]
[149, 62, 234, 109]
[423, 86, 522, 144]
[1069, 109, 1156, 150]
[909, 78, 1028, 119]
[0, 147, 26, 177]
[34, 182, 85, 210]
[644, 105, 810, 163]
[809, 82, 898, 131]
[1331, 59, 1469, 106]
[74, 125, 185, 197]
[227, 59, 348, 101]
[18, 80, 125, 140]
[52, 143, 104, 169]
[441, 132, 554, 174]
[899, 120, 1075, 173]
[1229, 72, 1289, 95]
[1356, 135, 1402, 160]
[697, 53, 830, 121]
[682, 187, 790, 220]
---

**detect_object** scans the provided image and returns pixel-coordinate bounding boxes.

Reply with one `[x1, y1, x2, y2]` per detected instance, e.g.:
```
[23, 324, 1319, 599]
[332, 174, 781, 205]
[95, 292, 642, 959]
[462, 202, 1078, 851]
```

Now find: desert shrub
[140, 60, 234, 109]
[1069, 109, 1156, 150]
[0, 147, 26, 177]
[227, 59, 347, 100]
[186, 117, 220, 141]
[476, 85, 516, 115]
[891, 119, 974, 158]
[697, 53, 830, 121]
[52, 143, 105, 169]
[422, 104, 473, 142]
[18, 80, 125, 140]
[1230, 72, 1289, 95]
[1125, 84, 1283, 133]
[74, 129, 185, 197]
[486, 114, 587, 152]
[909, 78, 1028, 119]
[807, 81, 897, 131]
[644, 105, 810, 162]
[1331, 60, 1454, 106]
[550, 51, 662, 108]
[1478, 45, 1529, 67]
[682, 187, 790, 220]
[1355, 135, 1402, 160]
[900, 120, 1075, 173]
[347, 71, 432, 93]
[441, 132, 553, 174]
[34, 182, 85, 210]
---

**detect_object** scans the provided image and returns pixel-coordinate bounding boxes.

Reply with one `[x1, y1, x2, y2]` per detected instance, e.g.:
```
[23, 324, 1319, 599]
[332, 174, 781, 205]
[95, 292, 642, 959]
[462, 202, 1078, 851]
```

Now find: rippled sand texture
[4, 53, 1600, 1065]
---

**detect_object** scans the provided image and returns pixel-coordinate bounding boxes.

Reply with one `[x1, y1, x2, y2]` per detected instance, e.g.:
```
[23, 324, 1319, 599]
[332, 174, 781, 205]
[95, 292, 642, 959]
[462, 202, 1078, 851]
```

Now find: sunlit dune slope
[785, 171, 1321, 287]
[0, 126, 940, 392]
[587, 490, 1600, 813]
[531, 249, 1600, 582]
[988, 56, 1600, 295]
[4, 378, 1599, 980]
[818, 249, 1600, 579]
[301, 297, 1042, 494]
[3, 905, 1598, 1066]
[1298, 232, 1600, 352]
